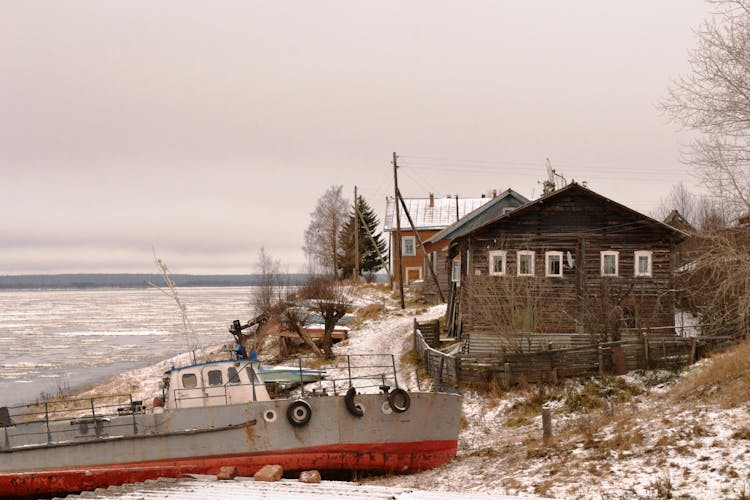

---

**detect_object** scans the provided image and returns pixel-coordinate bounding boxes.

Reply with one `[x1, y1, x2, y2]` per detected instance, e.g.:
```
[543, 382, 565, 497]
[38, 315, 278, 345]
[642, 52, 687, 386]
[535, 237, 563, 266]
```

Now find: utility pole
[393, 152, 405, 309]
[354, 185, 359, 279]
[397, 189, 445, 303]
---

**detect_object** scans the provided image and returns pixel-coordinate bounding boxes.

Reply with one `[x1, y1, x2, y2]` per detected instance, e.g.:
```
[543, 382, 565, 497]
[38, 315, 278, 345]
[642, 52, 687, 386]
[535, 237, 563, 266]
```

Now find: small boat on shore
[0, 353, 462, 499]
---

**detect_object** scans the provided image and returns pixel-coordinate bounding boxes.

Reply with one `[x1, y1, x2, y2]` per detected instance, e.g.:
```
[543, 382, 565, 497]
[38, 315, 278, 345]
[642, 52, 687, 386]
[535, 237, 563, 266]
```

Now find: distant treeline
[0, 273, 311, 290]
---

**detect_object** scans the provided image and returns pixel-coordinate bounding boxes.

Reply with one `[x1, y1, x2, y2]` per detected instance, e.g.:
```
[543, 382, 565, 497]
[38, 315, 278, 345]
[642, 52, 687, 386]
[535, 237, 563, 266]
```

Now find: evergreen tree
[338, 195, 388, 278]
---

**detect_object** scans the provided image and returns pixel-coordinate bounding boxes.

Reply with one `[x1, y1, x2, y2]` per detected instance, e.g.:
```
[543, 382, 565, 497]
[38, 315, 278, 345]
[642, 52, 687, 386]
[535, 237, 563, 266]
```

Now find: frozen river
[0, 287, 256, 406]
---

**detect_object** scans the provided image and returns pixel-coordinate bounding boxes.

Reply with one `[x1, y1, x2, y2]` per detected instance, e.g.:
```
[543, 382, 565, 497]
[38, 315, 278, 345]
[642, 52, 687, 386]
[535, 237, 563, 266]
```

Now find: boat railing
[0, 394, 144, 448]
[289, 353, 401, 397]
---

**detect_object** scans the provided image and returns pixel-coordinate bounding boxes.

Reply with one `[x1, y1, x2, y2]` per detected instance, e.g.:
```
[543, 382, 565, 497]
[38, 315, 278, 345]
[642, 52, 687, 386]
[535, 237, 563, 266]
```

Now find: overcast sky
[1, 1, 713, 274]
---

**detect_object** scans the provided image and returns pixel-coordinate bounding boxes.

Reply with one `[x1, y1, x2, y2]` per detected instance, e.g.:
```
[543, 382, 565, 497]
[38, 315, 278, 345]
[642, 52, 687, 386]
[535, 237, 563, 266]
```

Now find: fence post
[689, 337, 697, 364]
[413, 318, 418, 349]
[642, 331, 649, 369]
[598, 345, 604, 375]
[542, 405, 552, 441]
[503, 362, 511, 389]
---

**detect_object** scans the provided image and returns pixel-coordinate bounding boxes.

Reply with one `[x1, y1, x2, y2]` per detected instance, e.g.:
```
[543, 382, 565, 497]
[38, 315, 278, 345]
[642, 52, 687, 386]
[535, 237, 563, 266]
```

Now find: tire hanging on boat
[387, 388, 410, 413]
[286, 400, 312, 426]
[344, 386, 364, 417]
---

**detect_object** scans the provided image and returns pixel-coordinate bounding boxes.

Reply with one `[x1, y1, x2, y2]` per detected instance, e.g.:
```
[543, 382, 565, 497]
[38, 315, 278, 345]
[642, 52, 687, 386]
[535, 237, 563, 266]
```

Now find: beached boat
[0, 354, 462, 498]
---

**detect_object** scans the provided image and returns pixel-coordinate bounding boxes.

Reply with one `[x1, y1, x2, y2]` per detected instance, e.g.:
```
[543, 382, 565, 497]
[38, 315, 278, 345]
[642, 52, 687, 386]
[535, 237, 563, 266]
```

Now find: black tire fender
[286, 400, 312, 426]
[387, 388, 410, 413]
[344, 386, 365, 417]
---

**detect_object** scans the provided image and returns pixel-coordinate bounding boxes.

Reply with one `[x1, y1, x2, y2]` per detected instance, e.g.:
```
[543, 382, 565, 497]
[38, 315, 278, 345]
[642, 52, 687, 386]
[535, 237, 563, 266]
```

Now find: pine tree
[338, 195, 388, 278]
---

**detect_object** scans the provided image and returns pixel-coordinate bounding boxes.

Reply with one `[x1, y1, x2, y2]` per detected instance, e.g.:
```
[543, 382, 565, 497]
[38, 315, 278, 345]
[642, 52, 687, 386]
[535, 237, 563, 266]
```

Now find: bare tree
[678, 229, 750, 336]
[251, 246, 284, 317]
[662, 1, 750, 221]
[303, 185, 349, 277]
[652, 182, 726, 230]
[300, 278, 357, 358]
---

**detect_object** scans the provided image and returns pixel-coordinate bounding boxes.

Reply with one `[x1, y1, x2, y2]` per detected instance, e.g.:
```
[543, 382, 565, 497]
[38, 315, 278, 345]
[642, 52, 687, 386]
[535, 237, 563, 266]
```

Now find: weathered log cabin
[422, 189, 528, 304]
[446, 183, 687, 341]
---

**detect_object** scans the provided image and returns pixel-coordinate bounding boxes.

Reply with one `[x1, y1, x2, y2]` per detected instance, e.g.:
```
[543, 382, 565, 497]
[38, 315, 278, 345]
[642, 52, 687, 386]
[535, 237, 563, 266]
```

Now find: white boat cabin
[163, 360, 271, 409]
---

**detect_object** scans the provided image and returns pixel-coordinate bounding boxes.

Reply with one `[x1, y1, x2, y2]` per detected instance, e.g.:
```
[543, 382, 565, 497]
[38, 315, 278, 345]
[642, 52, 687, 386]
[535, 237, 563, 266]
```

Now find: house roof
[383, 195, 493, 232]
[424, 189, 529, 245]
[450, 182, 690, 241]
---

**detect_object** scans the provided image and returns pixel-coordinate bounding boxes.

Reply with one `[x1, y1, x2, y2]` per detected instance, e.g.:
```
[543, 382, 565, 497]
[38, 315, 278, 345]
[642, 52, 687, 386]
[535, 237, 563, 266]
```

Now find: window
[601, 251, 619, 276]
[207, 370, 223, 386]
[502, 206, 515, 215]
[545, 251, 563, 277]
[402, 236, 416, 256]
[634, 250, 652, 277]
[405, 266, 423, 283]
[489, 250, 507, 276]
[517, 251, 535, 276]
[228, 367, 241, 385]
[181, 373, 198, 389]
[451, 260, 461, 283]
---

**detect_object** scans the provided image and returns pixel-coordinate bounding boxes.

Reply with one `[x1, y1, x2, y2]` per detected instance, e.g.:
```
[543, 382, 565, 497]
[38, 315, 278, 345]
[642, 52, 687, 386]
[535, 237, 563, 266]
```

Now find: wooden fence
[413, 319, 743, 388]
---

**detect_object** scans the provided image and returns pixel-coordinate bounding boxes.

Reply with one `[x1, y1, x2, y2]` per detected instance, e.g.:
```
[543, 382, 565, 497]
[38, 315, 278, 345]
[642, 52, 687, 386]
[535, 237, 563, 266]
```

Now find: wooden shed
[446, 183, 687, 342]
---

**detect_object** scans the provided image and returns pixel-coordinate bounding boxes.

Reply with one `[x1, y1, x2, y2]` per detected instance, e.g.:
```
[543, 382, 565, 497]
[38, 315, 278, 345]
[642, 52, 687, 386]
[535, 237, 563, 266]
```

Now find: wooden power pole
[393, 152, 405, 309]
[354, 185, 359, 279]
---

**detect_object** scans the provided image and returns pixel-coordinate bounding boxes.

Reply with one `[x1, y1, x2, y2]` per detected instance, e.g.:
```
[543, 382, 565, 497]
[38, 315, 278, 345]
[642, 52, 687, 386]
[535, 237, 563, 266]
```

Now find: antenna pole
[393, 152, 405, 309]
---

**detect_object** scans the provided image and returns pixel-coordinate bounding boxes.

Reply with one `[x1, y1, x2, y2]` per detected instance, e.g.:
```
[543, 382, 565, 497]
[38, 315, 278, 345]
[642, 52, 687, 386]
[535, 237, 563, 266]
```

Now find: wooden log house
[422, 189, 528, 305]
[446, 183, 687, 345]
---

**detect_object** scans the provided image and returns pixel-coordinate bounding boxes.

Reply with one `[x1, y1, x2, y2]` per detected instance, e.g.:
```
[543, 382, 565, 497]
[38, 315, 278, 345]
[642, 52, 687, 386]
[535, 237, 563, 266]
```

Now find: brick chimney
[429, 193, 434, 207]
[492, 189, 497, 199]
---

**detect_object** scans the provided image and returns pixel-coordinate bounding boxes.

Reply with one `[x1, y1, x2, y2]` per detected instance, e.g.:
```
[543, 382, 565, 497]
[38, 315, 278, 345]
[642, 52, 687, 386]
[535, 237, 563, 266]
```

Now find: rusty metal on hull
[1, 440, 457, 497]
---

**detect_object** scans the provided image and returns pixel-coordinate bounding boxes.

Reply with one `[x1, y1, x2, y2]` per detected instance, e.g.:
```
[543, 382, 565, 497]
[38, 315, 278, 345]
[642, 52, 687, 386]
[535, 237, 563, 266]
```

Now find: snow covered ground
[78, 284, 750, 499]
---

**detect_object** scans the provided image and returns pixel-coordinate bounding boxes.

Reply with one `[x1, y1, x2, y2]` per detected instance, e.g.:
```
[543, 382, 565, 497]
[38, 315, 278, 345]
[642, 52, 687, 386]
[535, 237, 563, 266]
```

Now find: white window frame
[402, 235, 416, 256]
[451, 260, 461, 283]
[634, 250, 653, 277]
[488, 250, 507, 276]
[502, 206, 515, 215]
[545, 251, 563, 277]
[601, 250, 619, 277]
[517, 251, 535, 276]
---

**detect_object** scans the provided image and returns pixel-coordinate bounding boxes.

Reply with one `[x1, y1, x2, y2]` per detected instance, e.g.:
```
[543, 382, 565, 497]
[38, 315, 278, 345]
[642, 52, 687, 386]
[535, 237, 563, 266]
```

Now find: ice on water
[0, 287, 253, 406]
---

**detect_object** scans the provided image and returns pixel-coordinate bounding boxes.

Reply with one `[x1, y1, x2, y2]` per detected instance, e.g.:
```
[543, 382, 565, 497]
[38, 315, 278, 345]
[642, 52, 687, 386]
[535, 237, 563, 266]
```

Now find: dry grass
[350, 302, 386, 327]
[672, 336, 750, 408]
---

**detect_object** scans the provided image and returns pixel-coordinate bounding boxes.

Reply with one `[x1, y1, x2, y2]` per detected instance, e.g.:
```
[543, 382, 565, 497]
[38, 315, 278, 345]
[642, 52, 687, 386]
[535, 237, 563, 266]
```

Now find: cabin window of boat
[246, 366, 261, 384]
[228, 367, 241, 384]
[207, 369, 223, 386]
[182, 373, 198, 389]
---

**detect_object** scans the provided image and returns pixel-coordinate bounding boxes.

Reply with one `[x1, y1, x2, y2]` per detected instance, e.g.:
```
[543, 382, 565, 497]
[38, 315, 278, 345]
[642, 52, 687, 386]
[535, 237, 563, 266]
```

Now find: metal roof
[383, 195, 493, 232]
[424, 189, 529, 245]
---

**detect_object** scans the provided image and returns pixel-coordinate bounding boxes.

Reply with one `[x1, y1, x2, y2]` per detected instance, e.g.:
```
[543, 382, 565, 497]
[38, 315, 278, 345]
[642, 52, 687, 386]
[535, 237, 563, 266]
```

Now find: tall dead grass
[672, 336, 750, 407]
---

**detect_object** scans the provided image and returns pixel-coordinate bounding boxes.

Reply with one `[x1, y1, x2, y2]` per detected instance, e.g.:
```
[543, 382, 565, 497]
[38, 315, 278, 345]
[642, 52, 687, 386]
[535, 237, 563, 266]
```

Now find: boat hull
[0, 391, 461, 498]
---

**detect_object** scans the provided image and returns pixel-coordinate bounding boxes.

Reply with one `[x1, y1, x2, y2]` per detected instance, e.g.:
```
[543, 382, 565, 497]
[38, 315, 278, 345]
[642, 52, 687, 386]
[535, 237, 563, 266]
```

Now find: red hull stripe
[0, 440, 457, 497]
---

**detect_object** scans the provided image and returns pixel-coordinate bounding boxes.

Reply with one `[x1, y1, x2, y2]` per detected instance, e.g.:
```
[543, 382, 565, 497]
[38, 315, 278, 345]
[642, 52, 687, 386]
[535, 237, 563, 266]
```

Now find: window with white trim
[488, 250, 507, 276]
[545, 251, 563, 277]
[402, 236, 416, 256]
[601, 251, 619, 276]
[634, 250, 652, 277]
[517, 251, 535, 276]
[451, 260, 461, 283]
